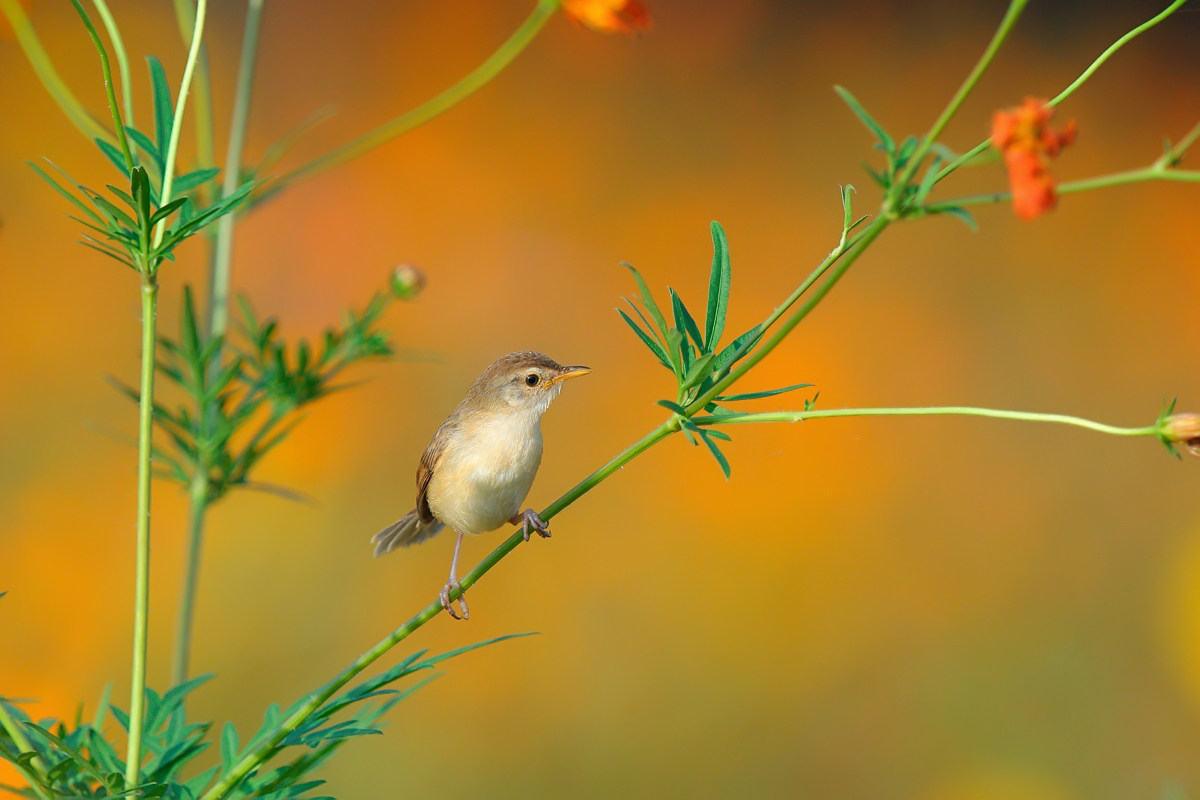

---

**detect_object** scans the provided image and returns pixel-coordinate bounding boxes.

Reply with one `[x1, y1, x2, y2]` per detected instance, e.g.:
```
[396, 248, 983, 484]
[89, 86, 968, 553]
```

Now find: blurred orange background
[2, 1, 1199, 798]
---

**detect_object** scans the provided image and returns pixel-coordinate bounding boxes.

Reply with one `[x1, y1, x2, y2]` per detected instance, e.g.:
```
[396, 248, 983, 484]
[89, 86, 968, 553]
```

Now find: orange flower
[561, 0, 651, 35]
[991, 97, 1076, 220]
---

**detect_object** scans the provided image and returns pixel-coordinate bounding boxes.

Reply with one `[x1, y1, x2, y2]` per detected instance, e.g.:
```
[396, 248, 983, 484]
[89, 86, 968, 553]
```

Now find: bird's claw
[439, 580, 469, 621]
[513, 508, 551, 542]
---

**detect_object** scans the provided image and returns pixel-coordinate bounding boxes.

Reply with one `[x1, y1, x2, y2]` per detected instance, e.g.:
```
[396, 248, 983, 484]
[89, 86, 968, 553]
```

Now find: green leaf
[173, 167, 220, 193]
[96, 137, 129, 174]
[617, 310, 670, 369]
[712, 323, 762, 371]
[914, 154, 943, 205]
[939, 205, 978, 231]
[669, 288, 704, 353]
[124, 125, 163, 173]
[834, 85, 894, 155]
[840, 185, 855, 231]
[681, 351, 715, 393]
[894, 135, 918, 170]
[148, 197, 188, 227]
[147, 56, 173, 161]
[697, 429, 731, 479]
[656, 399, 689, 416]
[717, 383, 813, 402]
[23, 723, 115, 791]
[220, 721, 239, 770]
[623, 263, 669, 342]
[703, 221, 731, 351]
[91, 194, 137, 230]
[27, 160, 103, 224]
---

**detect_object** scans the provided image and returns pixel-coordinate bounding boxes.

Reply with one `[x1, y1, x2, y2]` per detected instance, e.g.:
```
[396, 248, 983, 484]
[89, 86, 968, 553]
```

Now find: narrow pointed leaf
[148, 56, 173, 160]
[173, 167, 220, 193]
[703, 221, 731, 351]
[96, 138, 129, 174]
[717, 383, 813, 402]
[940, 206, 977, 231]
[623, 263, 669, 341]
[27, 161, 103, 224]
[698, 429, 732, 479]
[712, 323, 763, 371]
[834, 86, 894, 154]
[617, 310, 670, 369]
[669, 288, 704, 354]
[655, 399, 689, 416]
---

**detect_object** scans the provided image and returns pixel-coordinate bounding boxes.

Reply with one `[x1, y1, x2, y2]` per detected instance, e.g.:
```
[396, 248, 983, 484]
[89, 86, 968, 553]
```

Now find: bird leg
[439, 532, 469, 620]
[510, 508, 551, 542]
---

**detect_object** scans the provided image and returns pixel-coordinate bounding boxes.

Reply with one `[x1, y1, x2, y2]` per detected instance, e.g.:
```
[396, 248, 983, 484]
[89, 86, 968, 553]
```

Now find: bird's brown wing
[415, 426, 447, 524]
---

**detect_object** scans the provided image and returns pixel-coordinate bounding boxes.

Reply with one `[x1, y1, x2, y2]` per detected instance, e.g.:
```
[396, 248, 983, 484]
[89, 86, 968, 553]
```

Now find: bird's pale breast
[426, 408, 543, 535]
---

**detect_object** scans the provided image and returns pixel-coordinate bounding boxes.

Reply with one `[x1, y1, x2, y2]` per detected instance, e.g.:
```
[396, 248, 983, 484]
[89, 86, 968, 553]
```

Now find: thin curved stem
[199, 419, 677, 800]
[932, 0, 1190, 188]
[888, 0, 1028, 204]
[1049, 0, 1187, 108]
[67, 0, 132, 169]
[90, 0, 134, 127]
[0, 0, 112, 144]
[152, 0, 208, 253]
[171, 471, 209, 688]
[256, 0, 557, 203]
[171, 0, 215, 178]
[0, 701, 49, 793]
[692, 406, 1158, 438]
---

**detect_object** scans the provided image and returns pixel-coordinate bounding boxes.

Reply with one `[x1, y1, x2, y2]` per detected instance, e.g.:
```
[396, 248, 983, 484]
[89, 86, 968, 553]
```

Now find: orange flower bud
[991, 97, 1076, 220]
[1161, 413, 1200, 457]
[390, 264, 426, 300]
[561, 0, 651, 35]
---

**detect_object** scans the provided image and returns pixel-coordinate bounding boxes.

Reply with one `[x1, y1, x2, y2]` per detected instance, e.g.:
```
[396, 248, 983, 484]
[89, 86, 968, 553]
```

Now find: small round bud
[1161, 412, 1200, 457]
[390, 264, 426, 300]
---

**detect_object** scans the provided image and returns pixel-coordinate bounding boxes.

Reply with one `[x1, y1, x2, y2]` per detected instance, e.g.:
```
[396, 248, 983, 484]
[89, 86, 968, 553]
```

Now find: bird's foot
[511, 508, 551, 542]
[439, 580, 469, 621]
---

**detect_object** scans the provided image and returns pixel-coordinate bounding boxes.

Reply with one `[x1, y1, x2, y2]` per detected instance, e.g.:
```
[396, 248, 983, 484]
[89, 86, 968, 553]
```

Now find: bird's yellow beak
[548, 365, 592, 386]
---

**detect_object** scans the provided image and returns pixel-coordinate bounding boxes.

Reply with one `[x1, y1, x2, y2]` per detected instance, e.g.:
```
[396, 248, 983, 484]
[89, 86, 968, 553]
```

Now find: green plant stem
[0, 0, 112, 144]
[888, 0, 1028, 205]
[125, 274, 158, 792]
[931, 0, 1189, 187]
[1049, 0, 1187, 108]
[152, 0, 208, 250]
[694, 216, 891, 412]
[925, 163, 1200, 213]
[66, 0, 132, 170]
[198, 420, 676, 800]
[256, 0, 557, 203]
[208, 0, 265, 340]
[90, 0, 133, 127]
[692, 406, 1158, 438]
[171, 0, 215, 181]
[171, 471, 210, 688]
[0, 701, 49, 793]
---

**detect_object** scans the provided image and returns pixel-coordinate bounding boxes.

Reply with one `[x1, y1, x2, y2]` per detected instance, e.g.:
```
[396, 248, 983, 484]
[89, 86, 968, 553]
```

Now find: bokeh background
[3, 0, 1200, 797]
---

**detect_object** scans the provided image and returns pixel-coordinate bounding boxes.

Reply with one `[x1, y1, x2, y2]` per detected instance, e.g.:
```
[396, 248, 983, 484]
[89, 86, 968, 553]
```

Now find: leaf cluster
[117, 285, 397, 503]
[620, 222, 815, 478]
[0, 637, 522, 799]
[834, 86, 976, 228]
[29, 56, 255, 276]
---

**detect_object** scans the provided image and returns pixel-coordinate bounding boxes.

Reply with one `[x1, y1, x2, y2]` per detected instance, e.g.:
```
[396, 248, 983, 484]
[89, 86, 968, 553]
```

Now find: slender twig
[171, 0, 216, 181]
[931, 0, 1190, 187]
[90, 0, 134, 127]
[66, 0, 133, 170]
[209, 0, 265, 340]
[692, 406, 1158, 438]
[887, 0, 1028, 207]
[1049, 0, 1188, 108]
[0, 0, 112, 143]
[0, 701, 48, 788]
[125, 272, 157, 792]
[254, 0, 558, 204]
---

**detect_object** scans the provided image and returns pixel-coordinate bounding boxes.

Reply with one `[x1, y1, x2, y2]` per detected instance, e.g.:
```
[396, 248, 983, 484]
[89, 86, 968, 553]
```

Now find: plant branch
[66, 0, 133, 170]
[1049, 0, 1188, 108]
[931, 0, 1190, 187]
[0, 0, 112, 144]
[89, 0, 134, 127]
[889, 0, 1028, 203]
[692, 406, 1159, 438]
[171, 470, 210, 688]
[125, 274, 158, 792]
[171, 0, 216, 180]
[198, 419, 677, 800]
[0, 702, 49, 796]
[254, 0, 557, 204]
[208, 0, 265, 340]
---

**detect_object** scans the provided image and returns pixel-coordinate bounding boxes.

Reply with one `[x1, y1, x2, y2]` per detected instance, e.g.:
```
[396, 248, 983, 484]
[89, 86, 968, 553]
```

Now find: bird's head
[471, 351, 592, 416]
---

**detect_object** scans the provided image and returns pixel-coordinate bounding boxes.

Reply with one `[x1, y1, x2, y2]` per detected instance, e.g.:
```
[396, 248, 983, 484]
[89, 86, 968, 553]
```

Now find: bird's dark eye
[525, 373, 540, 387]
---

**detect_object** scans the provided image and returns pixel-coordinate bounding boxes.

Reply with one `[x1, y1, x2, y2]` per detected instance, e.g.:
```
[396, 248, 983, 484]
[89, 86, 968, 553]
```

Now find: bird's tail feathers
[371, 510, 445, 556]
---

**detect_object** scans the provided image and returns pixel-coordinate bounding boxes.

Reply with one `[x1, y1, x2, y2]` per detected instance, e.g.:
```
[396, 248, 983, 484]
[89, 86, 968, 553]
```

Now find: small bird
[372, 351, 591, 620]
